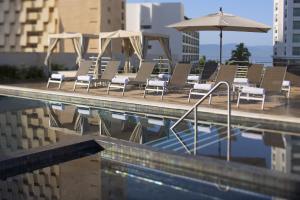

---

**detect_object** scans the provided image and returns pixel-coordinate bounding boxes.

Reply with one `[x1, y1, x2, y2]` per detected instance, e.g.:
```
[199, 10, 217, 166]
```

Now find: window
[293, 34, 300, 42]
[294, 8, 300, 16]
[292, 47, 300, 55]
[140, 25, 151, 29]
[293, 21, 300, 29]
[294, 0, 300, 3]
[107, 19, 111, 24]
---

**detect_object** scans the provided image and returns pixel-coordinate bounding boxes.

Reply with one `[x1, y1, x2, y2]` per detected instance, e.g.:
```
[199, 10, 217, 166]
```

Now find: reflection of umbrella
[168, 7, 271, 63]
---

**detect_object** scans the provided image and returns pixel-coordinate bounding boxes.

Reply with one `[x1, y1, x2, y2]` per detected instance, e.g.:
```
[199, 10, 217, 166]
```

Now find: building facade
[126, 2, 199, 63]
[273, 0, 300, 85]
[0, 0, 126, 53]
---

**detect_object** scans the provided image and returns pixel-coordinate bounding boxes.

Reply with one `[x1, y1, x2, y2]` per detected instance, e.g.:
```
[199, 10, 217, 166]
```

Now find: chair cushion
[77, 75, 92, 82]
[112, 77, 129, 84]
[51, 73, 64, 80]
[193, 83, 213, 91]
[158, 74, 171, 80]
[234, 78, 249, 84]
[188, 75, 200, 81]
[282, 80, 291, 87]
[148, 80, 166, 87]
[241, 86, 265, 95]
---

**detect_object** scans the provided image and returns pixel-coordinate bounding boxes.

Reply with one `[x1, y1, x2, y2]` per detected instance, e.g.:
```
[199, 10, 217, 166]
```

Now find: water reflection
[1, 98, 300, 176]
[0, 155, 272, 200]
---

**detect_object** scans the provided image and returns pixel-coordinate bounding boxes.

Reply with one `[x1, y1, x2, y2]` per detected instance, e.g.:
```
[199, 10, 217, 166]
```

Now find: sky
[127, 0, 273, 46]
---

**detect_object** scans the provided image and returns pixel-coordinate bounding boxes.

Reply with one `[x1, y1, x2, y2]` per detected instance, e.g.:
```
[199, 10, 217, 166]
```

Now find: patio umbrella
[168, 8, 271, 63]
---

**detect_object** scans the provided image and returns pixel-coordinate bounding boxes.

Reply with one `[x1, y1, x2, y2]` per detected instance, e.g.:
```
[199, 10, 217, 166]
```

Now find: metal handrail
[170, 81, 232, 161]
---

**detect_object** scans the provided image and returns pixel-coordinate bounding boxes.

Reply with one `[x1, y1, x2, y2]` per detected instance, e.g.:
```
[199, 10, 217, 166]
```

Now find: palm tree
[229, 43, 251, 65]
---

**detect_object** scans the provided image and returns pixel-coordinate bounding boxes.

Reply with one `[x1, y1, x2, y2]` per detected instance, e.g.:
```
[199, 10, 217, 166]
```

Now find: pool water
[0, 96, 298, 199]
[0, 96, 299, 175]
[0, 155, 271, 200]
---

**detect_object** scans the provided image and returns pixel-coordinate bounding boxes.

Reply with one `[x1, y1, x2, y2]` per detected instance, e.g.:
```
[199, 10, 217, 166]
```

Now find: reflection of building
[0, 107, 59, 199]
[271, 134, 300, 175]
[126, 2, 199, 63]
[273, 0, 300, 85]
[0, 0, 126, 53]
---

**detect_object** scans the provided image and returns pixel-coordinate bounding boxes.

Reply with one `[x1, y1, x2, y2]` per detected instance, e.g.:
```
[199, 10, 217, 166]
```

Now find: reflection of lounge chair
[72, 60, 95, 92]
[144, 63, 192, 99]
[107, 62, 156, 96]
[237, 67, 287, 110]
[188, 65, 238, 103]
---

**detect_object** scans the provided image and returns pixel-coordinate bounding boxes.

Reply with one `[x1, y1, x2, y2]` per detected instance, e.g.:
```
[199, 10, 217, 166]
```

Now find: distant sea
[200, 44, 273, 64]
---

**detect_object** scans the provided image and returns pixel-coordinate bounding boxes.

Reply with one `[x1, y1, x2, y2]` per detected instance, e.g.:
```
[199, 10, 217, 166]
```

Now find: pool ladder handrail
[170, 81, 232, 161]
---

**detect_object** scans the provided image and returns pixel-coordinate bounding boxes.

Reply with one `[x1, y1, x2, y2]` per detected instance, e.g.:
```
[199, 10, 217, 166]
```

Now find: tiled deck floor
[8, 80, 300, 119]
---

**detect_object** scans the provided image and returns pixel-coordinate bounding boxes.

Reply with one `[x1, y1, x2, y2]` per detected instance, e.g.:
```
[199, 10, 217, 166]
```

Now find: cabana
[44, 32, 99, 72]
[96, 30, 173, 73]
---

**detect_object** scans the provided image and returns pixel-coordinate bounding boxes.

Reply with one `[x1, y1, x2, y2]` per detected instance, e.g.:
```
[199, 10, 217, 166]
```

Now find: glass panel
[293, 47, 300, 55]
[294, 8, 300, 16]
[293, 21, 300, 29]
[293, 34, 300, 42]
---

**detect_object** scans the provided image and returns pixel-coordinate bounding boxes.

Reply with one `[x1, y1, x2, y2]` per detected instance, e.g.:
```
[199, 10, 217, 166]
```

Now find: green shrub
[0, 65, 46, 82]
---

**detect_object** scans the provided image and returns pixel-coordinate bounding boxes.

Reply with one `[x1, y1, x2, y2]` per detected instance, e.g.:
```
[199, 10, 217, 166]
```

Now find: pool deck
[0, 81, 300, 131]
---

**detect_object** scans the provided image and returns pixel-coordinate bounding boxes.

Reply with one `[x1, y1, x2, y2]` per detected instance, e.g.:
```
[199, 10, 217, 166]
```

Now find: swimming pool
[0, 154, 272, 200]
[0, 96, 299, 199]
[43, 99, 300, 174]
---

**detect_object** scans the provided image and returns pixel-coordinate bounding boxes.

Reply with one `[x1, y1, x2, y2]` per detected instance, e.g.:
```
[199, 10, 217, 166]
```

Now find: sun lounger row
[47, 60, 292, 110]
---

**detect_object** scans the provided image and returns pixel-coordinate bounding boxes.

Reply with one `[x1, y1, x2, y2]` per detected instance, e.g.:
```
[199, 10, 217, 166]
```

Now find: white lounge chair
[188, 65, 238, 103]
[144, 63, 192, 100]
[107, 62, 156, 96]
[47, 73, 65, 89]
[237, 67, 287, 110]
[73, 60, 94, 92]
[282, 80, 291, 98]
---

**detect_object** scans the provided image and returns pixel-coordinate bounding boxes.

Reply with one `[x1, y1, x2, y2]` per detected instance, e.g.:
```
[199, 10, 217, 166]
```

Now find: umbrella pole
[219, 28, 223, 64]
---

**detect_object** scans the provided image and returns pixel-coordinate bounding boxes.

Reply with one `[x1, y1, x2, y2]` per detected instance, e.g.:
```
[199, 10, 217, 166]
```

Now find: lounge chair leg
[143, 89, 147, 98]
[58, 80, 62, 89]
[73, 81, 77, 92]
[107, 83, 111, 94]
[261, 95, 265, 110]
[46, 79, 50, 88]
[237, 93, 241, 108]
[122, 85, 126, 96]
[287, 87, 291, 98]
[161, 89, 164, 100]
[87, 82, 90, 92]
[208, 94, 212, 105]
[188, 89, 192, 102]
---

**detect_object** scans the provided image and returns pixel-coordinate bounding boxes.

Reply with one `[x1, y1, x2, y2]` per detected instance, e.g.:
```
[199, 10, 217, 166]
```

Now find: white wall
[126, 3, 185, 62]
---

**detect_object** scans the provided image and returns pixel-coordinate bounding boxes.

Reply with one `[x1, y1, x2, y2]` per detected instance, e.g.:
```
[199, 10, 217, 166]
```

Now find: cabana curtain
[97, 30, 172, 64]
[158, 37, 172, 62]
[129, 36, 143, 61]
[44, 32, 98, 67]
[44, 38, 59, 66]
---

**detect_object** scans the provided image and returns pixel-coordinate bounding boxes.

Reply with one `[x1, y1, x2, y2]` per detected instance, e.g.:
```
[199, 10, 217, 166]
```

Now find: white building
[273, 0, 300, 65]
[126, 2, 199, 63]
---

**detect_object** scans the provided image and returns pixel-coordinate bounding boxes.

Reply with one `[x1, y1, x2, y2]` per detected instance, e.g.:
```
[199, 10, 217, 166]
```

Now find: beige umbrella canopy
[168, 8, 271, 63]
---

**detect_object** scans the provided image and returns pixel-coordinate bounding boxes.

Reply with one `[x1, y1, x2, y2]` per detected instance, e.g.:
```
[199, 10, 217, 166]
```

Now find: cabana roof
[44, 32, 99, 67]
[49, 32, 99, 39]
[97, 30, 173, 69]
[99, 30, 169, 40]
